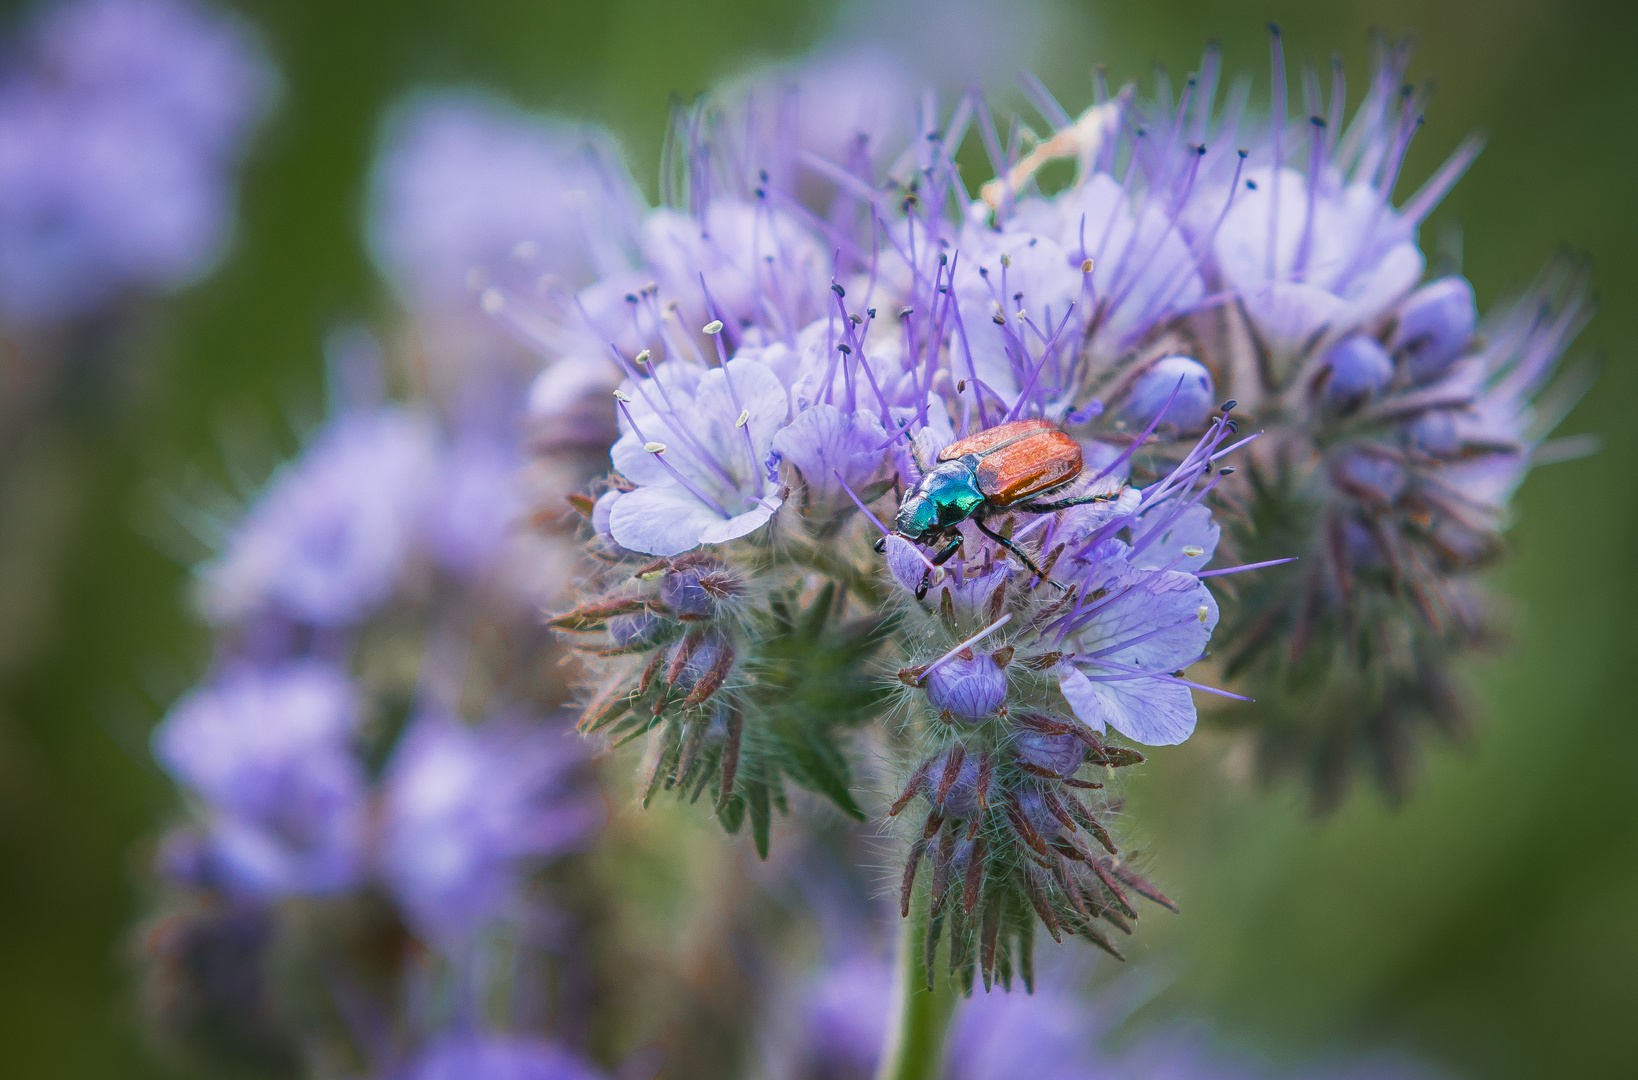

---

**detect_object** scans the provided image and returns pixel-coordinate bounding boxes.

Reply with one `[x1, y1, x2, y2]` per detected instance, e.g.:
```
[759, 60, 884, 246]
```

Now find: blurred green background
[1, 0, 1633, 1076]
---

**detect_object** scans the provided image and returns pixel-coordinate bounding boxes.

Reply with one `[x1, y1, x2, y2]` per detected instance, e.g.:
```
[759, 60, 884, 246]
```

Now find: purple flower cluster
[534, 52, 1270, 976]
[0, 0, 275, 322]
[164, 380, 603, 904]
[149, 344, 604, 1073]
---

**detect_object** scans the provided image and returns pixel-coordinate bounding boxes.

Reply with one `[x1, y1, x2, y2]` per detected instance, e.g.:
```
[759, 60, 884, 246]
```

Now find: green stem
[873, 880, 959, 1080]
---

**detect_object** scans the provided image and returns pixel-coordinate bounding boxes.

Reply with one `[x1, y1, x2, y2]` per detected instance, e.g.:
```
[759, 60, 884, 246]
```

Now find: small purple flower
[639, 201, 832, 340]
[367, 91, 640, 312]
[379, 713, 603, 944]
[151, 661, 366, 896]
[1054, 550, 1220, 747]
[769, 403, 888, 520]
[403, 1035, 605, 1080]
[603, 357, 789, 556]
[26, 0, 276, 153]
[197, 407, 440, 627]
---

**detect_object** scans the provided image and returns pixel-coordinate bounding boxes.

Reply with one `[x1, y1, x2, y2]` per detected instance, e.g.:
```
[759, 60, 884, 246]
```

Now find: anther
[702, 319, 724, 335]
[1182, 546, 1204, 557]
[612, 389, 631, 402]
[831, 282, 846, 297]
[644, 441, 667, 454]
[735, 409, 750, 428]
[1220, 398, 1237, 412]
[1081, 258, 1094, 273]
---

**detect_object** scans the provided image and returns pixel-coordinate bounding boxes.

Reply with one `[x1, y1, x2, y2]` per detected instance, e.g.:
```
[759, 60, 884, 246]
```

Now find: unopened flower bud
[1014, 729, 1085, 777]
[1393, 276, 1477, 384]
[609, 610, 664, 647]
[1013, 789, 1064, 845]
[1122, 355, 1215, 429]
[659, 563, 734, 619]
[1406, 408, 1460, 457]
[928, 749, 989, 818]
[924, 652, 1008, 720]
[1322, 334, 1394, 406]
[666, 633, 732, 698]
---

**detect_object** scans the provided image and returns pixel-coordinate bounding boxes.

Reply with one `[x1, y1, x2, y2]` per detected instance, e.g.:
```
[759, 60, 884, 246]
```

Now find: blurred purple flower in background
[403, 1035, 606, 1080]
[765, 944, 1447, 1080]
[152, 660, 366, 897]
[196, 406, 440, 627]
[380, 712, 604, 945]
[367, 91, 640, 315]
[0, 0, 276, 322]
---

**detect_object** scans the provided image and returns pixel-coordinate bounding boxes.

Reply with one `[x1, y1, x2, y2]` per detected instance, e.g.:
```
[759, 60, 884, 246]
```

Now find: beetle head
[894, 490, 941, 542]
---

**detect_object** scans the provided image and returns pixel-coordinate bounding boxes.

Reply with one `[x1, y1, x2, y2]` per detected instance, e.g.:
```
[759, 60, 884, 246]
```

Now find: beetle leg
[930, 536, 964, 567]
[1014, 490, 1123, 513]
[973, 516, 1050, 584]
[915, 536, 964, 600]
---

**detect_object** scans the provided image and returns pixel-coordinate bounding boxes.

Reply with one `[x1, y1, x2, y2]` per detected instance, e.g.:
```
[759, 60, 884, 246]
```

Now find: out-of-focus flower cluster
[0, 0, 275, 324]
[144, 370, 609, 1073]
[138, 87, 622, 1075]
[1129, 36, 1596, 805]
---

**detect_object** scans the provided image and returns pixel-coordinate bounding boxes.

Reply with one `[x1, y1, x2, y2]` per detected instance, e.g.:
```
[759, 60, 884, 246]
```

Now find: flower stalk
[874, 875, 960, 1080]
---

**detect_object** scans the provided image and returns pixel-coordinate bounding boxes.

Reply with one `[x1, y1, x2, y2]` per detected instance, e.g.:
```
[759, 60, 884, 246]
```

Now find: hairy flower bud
[923, 651, 1009, 721]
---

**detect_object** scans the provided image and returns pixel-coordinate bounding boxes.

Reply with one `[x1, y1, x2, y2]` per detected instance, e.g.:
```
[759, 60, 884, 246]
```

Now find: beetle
[874, 418, 1122, 599]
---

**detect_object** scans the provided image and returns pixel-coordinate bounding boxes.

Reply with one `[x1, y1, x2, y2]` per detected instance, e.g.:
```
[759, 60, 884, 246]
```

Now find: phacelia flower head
[0, 0, 275, 322]
[540, 49, 1292, 983]
[379, 712, 604, 944]
[152, 660, 366, 897]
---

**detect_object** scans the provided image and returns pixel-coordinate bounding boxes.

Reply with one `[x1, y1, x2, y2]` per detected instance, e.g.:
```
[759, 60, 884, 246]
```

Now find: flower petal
[607, 486, 731, 556]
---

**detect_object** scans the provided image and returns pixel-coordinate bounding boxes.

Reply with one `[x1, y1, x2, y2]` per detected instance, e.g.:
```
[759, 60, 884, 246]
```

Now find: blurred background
[0, 0, 1633, 1076]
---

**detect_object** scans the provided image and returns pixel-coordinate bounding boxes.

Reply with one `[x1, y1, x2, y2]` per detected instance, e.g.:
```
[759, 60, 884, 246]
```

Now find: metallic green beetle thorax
[896, 458, 985, 540]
